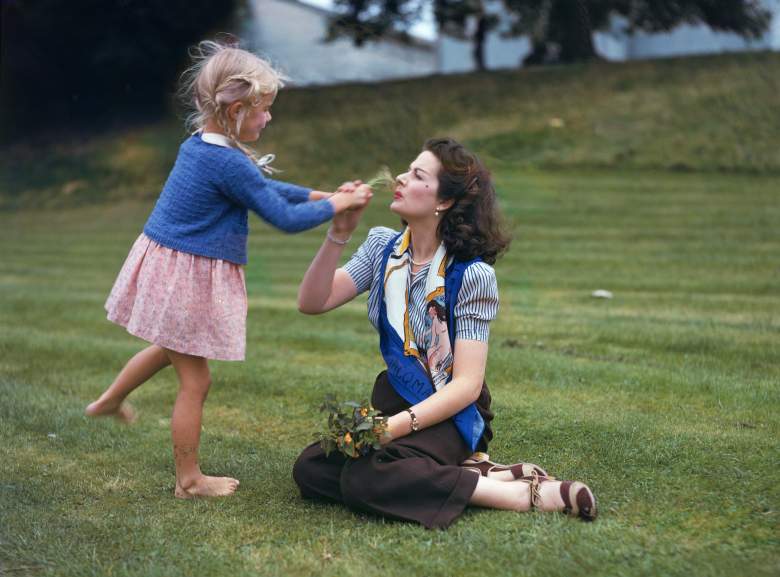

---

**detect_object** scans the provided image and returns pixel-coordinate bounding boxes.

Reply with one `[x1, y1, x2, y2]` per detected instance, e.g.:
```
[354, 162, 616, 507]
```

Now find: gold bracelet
[406, 408, 420, 432]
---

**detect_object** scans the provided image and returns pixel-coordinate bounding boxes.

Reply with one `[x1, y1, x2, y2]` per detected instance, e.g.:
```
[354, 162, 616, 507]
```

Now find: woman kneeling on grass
[293, 137, 597, 529]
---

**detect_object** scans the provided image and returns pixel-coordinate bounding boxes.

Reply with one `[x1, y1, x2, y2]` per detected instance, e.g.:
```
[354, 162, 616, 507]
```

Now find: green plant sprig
[365, 166, 395, 193]
[315, 395, 389, 459]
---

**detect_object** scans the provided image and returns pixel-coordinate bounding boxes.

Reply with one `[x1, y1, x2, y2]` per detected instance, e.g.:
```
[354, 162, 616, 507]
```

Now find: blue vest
[377, 233, 486, 451]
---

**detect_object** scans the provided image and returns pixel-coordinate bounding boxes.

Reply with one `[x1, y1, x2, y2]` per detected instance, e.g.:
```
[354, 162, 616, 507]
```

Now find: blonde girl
[86, 40, 370, 498]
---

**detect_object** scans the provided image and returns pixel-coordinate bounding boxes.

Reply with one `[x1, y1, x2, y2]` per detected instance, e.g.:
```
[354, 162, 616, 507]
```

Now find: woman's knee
[291, 452, 309, 489]
[292, 445, 323, 491]
[340, 457, 383, 508]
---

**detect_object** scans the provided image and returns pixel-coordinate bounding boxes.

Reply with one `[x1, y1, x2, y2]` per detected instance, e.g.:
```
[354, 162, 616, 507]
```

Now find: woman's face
[390, 151, 442, 220]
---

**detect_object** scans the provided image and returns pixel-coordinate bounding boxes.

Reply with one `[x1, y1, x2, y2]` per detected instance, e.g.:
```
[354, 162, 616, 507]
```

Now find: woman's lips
[393, 190, 403, 200]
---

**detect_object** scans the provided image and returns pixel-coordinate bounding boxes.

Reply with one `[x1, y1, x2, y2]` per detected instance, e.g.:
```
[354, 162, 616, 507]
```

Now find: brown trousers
[292, 371, 493, 529]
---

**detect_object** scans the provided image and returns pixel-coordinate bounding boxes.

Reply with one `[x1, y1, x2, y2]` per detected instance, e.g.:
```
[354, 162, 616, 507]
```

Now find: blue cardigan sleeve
[221, 154, 334, 232]
[265, 177, 312, 204]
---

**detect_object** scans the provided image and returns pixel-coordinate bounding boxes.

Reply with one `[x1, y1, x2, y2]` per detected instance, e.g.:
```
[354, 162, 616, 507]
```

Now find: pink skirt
[105, 234, 247, 361]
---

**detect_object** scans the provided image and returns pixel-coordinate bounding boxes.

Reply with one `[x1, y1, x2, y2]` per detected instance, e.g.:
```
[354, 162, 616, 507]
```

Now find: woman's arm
[384, 339, 488, 441]
[298, 183, 371, 314]
[297, 242, 359, 314]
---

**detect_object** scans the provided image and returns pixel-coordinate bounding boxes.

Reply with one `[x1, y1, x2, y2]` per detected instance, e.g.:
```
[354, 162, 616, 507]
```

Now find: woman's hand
[380, 412, 411, 445]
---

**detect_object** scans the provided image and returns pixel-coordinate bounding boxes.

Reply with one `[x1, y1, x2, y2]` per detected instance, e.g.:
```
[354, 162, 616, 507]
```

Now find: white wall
[773, 0, 780, 49]
[438, 0, 780, 72]
[625, 1, 778, 60]
[244, 0, 436, 85]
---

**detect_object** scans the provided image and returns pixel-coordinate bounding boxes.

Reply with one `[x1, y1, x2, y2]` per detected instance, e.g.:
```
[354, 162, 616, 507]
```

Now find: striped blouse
[343, 226, 499, 347]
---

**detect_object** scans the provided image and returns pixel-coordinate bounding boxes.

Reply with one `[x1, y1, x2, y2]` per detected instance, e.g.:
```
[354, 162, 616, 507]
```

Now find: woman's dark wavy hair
[425, 137, 511, 265]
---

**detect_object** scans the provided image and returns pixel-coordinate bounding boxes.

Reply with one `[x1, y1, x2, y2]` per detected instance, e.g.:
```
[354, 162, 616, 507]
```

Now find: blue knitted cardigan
[143, 134, 334, 265]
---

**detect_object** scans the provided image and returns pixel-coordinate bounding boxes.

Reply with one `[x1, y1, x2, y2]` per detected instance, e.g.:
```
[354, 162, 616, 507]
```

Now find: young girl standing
[86, 41, 371, 498]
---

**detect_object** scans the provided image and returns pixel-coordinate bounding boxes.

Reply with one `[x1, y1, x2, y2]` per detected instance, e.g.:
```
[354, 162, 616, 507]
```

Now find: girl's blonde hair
[179, 39, 287, 164]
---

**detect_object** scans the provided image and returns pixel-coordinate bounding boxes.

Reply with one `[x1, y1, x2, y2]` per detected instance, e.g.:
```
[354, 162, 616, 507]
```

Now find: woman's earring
[435, 208, 440, 217]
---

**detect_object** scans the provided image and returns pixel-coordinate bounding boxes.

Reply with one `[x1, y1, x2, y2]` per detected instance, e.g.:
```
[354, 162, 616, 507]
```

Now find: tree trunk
[472, 14, 488, 71]
[551, 0, 597, 63]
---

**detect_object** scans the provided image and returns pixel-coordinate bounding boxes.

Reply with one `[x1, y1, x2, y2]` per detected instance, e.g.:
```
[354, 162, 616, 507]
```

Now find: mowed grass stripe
[1, 167, 778, 577]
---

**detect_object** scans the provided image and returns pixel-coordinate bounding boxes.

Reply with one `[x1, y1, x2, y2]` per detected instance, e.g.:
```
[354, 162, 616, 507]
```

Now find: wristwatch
[406, 408, 420, 432]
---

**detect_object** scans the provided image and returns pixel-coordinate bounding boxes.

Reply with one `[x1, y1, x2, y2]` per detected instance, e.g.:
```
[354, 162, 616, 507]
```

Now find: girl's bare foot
[174, 475, 240, 499]
[85, 399, 137, 424]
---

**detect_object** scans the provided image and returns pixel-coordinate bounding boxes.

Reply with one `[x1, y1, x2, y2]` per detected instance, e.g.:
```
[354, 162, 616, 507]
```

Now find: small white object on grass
[591, 289, 613, 299]
[47, 433, 57, 439]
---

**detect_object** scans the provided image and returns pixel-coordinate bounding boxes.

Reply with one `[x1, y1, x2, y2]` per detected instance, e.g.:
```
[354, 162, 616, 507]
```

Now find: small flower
[344, 432, 352, 444]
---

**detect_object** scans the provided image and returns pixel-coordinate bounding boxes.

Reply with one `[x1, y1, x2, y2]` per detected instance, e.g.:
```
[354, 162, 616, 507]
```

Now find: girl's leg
[166, 348, 239, 499]
[86, 344, 171, 423]
[469, 475, 566, 512]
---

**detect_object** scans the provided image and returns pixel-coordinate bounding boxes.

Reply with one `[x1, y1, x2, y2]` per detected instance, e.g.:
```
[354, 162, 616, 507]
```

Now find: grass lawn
[1, 165, 778, 577]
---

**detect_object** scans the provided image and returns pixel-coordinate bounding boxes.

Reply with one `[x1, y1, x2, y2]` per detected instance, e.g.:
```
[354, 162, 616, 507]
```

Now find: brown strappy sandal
[461, 451, 548, 479]
[519, 471, 598, 521]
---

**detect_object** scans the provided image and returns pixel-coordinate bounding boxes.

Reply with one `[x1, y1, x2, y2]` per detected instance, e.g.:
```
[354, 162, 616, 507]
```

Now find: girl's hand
[337, 180, 362, 193]
[347, 184, 372, 209]
[331, 184, 372, 234]
[313, 180, 360, 202]
[309, 190, 334, 201]
[330, 184, 374, 234]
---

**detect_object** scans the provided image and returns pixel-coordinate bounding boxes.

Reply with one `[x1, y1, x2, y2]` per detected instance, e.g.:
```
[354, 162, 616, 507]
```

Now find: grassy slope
[1, 53, 779, 576]
[2, 51, 779, 209]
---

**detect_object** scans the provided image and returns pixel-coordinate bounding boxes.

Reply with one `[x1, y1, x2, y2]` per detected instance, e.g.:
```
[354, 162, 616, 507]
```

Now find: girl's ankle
[176, 472, 203, 489]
